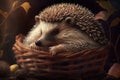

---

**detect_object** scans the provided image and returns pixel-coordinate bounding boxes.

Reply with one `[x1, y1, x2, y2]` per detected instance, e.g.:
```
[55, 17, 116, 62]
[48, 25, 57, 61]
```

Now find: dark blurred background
[0, 0, 119, 73]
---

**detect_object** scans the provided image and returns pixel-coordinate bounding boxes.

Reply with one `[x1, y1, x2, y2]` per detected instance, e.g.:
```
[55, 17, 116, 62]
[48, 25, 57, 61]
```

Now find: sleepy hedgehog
[23, 3, 108, 55]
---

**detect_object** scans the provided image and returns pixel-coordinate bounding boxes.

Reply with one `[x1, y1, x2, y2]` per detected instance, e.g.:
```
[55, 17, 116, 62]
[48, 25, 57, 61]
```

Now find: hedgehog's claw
[51, 51, 57, 56]
[49, 44, 66, 56]
[49, 47, 57, 56]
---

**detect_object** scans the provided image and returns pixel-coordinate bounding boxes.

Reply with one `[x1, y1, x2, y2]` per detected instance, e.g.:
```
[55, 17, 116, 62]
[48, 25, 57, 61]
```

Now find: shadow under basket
[12, 35, 110, 79]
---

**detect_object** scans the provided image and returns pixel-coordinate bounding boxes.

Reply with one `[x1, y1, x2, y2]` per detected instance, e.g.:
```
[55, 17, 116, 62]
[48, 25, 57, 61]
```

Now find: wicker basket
[12, 34, 109, 79]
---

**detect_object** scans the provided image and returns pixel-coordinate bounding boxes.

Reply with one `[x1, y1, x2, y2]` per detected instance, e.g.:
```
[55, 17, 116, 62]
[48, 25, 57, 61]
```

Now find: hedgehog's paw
[49, 44, 66, 56]
[49, 46, 60, 56]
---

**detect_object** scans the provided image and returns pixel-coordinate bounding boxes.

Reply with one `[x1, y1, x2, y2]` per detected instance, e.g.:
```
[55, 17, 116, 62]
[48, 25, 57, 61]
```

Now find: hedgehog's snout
[35, 38, 53, 47]
[35, 40, 42, 46]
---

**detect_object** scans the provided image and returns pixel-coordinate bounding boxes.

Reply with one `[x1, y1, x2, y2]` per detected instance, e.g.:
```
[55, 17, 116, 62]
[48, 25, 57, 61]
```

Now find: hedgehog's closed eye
[50, 28, 60, 35]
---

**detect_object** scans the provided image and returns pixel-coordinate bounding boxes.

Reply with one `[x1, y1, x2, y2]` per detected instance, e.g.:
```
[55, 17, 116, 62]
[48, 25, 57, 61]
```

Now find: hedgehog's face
[34, 21, 58, 47]
[32, 16, 82, 48]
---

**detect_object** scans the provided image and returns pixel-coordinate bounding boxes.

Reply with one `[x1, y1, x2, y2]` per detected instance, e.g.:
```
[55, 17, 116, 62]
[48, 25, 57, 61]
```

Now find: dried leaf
[110, 17, 120, 27]
[0, 9, 8, 18]
[12, 1, 19, 9]
[20, 2, 31, 13]
[10, 64, 19, 72]
[0, 50, 3, 57]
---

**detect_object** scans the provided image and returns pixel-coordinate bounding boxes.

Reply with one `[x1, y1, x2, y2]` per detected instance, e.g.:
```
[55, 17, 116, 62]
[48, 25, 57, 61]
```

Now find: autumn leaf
[10, 64, 19, 72]
[110, 17, 120, 27]
[0, 9, 8, 18]
[0, 50, 3, 58]
[11, 1, 19, 9]
[20, 2, 31, 13]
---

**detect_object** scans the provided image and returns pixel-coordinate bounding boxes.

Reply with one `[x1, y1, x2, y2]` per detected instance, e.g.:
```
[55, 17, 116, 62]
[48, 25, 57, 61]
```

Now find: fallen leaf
[20, 2, 31, 14]
[11, 1, 19, 9]
[10, 64, 19, 72]
[0, 50, 3, 57]
[0, 9, 8, 18]
[110, 17, 120, 27]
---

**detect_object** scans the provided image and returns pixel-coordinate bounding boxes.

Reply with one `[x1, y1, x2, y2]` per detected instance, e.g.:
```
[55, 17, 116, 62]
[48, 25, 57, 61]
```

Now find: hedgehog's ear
[35, 15, 40, 22]
[64, 17, 74, 24]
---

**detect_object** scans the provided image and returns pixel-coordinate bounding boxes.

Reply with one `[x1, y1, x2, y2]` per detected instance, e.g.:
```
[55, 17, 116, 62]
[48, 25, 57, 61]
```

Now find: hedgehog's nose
[35, 40, 42, 46]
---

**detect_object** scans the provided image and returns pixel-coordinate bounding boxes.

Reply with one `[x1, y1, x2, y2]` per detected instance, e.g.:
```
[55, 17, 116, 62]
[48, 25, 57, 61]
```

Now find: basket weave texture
[12, 34, 109, 79]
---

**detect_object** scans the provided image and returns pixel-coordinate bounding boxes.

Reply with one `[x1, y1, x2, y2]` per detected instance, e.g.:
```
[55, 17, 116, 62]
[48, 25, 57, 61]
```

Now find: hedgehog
[23, 3, 108, 55]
